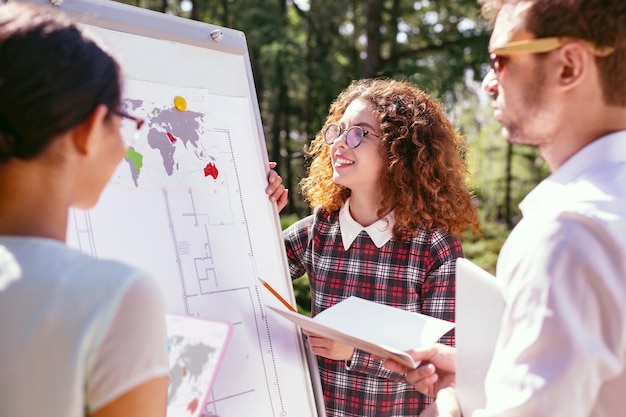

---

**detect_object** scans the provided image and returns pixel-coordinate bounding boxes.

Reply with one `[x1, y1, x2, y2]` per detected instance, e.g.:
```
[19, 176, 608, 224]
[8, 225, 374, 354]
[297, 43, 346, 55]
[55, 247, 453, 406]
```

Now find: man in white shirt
[383, 1, 626, 416]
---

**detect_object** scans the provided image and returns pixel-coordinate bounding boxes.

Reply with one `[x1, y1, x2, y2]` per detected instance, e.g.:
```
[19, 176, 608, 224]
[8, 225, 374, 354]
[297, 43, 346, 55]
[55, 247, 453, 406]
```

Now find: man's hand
[383, 343, 457, 397]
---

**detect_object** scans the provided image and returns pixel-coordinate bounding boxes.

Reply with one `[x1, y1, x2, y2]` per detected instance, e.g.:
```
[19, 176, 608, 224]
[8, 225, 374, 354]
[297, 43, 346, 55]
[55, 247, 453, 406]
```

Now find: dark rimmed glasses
[110, 109, 145, 148]
[489, 36, 615, 79]
[323, 123, 378, 149]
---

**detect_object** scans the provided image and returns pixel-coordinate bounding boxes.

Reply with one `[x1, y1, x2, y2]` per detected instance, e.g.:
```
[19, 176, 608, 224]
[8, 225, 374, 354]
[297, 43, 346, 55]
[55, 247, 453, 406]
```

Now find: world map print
[118, 95, 219, 188]
[166, 314, 231, 417]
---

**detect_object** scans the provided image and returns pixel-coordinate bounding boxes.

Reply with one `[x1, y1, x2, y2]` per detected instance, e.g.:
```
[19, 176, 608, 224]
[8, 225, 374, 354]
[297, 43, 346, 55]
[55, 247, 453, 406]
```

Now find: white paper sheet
[456, 258, 505, 417]
[269, 296, 455, 369]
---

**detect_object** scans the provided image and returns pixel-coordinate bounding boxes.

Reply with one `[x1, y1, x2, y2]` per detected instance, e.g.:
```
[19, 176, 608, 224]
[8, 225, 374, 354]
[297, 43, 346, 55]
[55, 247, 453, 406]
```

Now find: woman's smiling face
[329, 98, 385, 196]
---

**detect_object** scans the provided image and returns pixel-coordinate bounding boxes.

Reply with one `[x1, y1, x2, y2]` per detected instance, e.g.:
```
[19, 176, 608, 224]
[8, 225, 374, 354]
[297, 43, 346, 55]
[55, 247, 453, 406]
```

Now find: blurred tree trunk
[363, 0, 383, 77]
[270, 63, 287, 171]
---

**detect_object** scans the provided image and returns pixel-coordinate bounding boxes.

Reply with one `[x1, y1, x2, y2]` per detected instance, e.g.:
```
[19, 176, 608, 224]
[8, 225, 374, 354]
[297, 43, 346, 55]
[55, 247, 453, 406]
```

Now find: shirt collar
[520, 130, 626, 216]
[339, 199, 395, 251]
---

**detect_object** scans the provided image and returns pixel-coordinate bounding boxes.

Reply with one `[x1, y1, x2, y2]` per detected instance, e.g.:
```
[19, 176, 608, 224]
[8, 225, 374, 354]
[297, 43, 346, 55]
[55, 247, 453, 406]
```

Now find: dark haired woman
[0, 4, 168, 417]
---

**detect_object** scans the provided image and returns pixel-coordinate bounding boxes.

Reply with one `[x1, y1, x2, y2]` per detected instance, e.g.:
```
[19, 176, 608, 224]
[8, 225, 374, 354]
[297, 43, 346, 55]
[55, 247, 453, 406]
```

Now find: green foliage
[293, 275, 312, 316]
[118, 0, 496, 214]
[115, 0, 552, 305]
[280, 212, 312, 315]
[280, 213, 301, 231]
[461, 220, 509, 274]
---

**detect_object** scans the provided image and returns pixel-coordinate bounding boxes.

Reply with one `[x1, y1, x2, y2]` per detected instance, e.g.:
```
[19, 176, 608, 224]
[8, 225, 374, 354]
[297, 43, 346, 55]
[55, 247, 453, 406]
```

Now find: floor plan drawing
[67, 79, 319, 417]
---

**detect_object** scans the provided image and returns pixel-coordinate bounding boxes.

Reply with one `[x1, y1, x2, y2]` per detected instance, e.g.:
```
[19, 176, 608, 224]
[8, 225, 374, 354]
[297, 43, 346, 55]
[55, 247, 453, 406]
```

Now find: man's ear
[72, 104, 109, 155]
[557, 43, 590, 89]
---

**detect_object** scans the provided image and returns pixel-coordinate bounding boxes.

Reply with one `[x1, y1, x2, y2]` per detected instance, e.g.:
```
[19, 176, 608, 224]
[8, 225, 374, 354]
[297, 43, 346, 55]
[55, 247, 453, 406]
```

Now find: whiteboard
[16, 0, 324, 416]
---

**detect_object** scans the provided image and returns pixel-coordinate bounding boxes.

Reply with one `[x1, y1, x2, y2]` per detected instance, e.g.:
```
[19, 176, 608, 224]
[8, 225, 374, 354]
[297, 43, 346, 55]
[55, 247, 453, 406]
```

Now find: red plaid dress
[283, 208, 461, 417]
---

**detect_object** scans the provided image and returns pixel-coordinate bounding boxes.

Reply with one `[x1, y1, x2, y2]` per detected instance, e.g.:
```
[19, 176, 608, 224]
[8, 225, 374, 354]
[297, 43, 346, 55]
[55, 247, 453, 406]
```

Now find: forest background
[120, 0, 551, 314]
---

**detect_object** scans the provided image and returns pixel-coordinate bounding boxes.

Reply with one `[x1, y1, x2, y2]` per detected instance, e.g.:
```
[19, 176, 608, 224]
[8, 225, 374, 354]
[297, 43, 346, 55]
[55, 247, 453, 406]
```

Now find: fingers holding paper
[383, 343, 457, 398]
[304, 331, 355, 361]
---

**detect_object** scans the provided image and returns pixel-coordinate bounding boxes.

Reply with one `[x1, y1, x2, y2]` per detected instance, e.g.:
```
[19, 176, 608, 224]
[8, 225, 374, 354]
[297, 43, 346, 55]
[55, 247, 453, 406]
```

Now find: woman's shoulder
[0, 236, 147, 297]
[309, 208, 341, 237]
[284, 208, 339, 231]
[283, 208, 342, 246]
[403, 227, 462, 251]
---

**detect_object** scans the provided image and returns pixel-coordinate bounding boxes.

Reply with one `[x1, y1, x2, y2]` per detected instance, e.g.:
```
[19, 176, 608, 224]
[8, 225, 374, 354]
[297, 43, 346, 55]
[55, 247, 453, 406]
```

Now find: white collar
[339, 199, 395, 251]
[520, 130, 626, 216]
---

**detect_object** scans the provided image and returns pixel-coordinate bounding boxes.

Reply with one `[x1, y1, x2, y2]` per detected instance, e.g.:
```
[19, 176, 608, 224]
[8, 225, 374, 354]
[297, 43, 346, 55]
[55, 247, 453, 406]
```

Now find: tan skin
[383, 344, 456, 398]
[266, 161, 289, 212]
[0, 106, 119, 240]
[91, 377, 168, 417]
[0, 105, 168, 417]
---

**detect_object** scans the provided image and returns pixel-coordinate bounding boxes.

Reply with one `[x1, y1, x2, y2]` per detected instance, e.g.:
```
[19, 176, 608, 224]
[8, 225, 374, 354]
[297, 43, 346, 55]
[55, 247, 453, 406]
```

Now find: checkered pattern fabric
[283, 209, 461, 417]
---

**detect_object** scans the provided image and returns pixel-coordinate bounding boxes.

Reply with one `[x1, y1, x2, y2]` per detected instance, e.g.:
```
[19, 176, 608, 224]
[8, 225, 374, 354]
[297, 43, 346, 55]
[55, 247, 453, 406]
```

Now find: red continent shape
[187, 398, 199, 414]
[204, 162, 219, 179]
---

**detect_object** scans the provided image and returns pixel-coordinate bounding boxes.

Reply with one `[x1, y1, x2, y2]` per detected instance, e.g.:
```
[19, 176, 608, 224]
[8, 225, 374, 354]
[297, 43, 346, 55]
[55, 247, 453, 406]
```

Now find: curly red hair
[300, 78, 479, 240]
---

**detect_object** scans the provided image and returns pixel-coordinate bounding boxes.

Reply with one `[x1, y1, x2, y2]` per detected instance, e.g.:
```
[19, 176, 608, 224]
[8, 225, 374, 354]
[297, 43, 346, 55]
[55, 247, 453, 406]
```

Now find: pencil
[259, 278, 297, 312]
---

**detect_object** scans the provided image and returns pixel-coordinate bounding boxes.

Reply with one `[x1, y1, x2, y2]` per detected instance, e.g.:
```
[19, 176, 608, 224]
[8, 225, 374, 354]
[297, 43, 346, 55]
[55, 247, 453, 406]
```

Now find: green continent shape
[125, 148, 144, 187]
[126, 148, 144, 172]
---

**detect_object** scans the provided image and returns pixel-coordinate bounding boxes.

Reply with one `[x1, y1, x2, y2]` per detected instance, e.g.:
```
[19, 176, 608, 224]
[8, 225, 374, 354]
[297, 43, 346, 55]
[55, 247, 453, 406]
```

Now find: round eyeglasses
[110, 109, 144, 149]
[323, 123, 377, 149]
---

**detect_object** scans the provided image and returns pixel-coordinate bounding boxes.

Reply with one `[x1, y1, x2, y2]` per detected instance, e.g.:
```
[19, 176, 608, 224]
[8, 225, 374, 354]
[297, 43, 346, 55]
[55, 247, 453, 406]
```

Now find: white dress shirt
[476, 131, 626, 417]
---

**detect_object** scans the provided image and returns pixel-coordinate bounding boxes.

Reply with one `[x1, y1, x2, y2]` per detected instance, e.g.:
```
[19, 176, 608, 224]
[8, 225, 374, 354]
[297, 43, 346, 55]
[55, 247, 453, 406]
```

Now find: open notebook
[165, 314, 232, 417]
[456, 258, 505, 417]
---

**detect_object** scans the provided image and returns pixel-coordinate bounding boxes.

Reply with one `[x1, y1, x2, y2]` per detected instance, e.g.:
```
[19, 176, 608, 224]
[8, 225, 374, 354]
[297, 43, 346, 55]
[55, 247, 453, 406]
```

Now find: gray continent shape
[147, 107, 204, 176]
[167, 342, 216, 405]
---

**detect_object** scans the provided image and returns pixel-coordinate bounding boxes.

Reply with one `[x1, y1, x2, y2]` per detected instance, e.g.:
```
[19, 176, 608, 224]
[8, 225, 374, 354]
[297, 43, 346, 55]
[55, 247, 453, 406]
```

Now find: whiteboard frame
[9, 0, 325, 415]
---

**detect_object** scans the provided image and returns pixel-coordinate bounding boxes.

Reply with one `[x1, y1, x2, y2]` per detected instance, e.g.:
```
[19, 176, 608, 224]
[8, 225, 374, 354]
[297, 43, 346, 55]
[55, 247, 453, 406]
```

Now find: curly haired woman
[272, 78, 479, 417]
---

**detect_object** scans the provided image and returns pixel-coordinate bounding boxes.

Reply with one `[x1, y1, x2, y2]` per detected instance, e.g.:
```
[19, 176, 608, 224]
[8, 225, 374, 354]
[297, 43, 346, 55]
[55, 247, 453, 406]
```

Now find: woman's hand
[266, 162, 288, 212]
[304, 331, 355, 360]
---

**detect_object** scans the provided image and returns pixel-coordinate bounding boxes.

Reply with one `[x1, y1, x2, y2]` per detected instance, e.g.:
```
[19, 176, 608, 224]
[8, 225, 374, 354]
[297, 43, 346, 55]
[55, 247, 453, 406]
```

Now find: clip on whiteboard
[210, 29, 224, 42]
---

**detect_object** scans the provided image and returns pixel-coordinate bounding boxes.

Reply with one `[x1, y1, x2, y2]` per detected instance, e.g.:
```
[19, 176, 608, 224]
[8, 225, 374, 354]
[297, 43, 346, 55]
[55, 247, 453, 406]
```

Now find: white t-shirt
[476, 131, 626, 417]
[0, 236, 169, 416]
